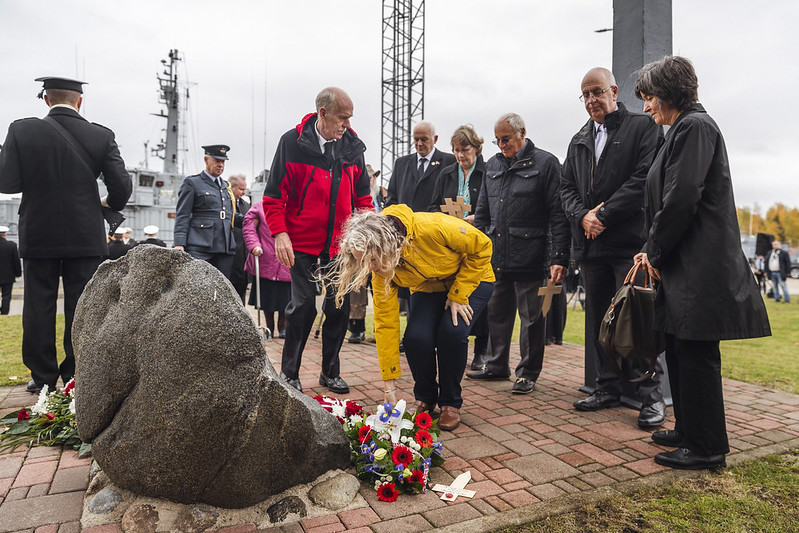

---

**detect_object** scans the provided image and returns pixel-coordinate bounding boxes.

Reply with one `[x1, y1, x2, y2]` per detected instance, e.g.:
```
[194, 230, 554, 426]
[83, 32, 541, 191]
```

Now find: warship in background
[0, 49, 269, 246]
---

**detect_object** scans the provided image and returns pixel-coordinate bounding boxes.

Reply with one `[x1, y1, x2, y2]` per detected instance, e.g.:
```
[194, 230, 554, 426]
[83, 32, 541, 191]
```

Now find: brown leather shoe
[439, 406, 461, 431]
[411, 401, 434, 414]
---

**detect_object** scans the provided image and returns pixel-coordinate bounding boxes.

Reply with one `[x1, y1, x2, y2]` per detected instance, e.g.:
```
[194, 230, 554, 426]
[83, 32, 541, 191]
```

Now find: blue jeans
[404, 281, 494, 409]
[771, 272, 790, 302]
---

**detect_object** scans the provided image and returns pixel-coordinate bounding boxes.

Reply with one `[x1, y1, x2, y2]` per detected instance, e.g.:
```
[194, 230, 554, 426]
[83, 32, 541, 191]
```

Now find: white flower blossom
[365, 400, 415, 444]
[68, 398, 76, 415]
[331, 402, 346, 419]
[31, 385, 51, 415]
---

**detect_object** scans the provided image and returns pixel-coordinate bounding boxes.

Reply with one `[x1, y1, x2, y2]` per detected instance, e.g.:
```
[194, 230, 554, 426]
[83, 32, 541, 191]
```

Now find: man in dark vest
[0, 76, 132, 393]
[174, 145, 238, 280]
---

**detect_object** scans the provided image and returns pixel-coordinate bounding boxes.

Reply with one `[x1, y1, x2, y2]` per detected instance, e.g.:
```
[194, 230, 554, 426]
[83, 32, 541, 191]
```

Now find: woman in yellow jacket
[329, 204, 495, 430]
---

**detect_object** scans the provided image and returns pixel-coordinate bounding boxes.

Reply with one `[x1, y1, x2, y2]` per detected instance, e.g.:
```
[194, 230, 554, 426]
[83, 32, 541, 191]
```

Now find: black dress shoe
[465, 366, 510, 380]
[26, 380, 42, 394]
[654, 448, 726, 470]
[638, 401, 666, 428]
[347, 331, 365, 344]
[280, 372, 302, 392]
[319, 374, 350, 394]
[511, 378, 535, 394]
[573, 390, 621, 411]
[652, 429, 682, 447]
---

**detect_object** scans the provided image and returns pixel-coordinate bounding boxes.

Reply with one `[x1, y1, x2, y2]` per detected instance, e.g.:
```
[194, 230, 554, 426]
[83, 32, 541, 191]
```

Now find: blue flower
[432, 442, 443, 456]
[365, 464, 382, 474]
[361, 440, 376, 461]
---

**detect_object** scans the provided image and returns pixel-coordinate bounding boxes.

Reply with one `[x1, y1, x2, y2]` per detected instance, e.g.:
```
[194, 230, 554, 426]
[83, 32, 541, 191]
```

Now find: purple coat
[243, 201, 291, 282]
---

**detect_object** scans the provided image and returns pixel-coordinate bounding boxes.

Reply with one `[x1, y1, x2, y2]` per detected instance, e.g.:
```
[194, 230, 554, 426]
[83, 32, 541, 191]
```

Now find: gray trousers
[482, 277, 545, 381]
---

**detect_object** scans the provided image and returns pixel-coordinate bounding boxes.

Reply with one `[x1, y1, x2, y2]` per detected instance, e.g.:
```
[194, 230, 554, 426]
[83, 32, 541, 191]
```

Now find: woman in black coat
[633, 56, 771, 470]
[429, 125, 489, 370]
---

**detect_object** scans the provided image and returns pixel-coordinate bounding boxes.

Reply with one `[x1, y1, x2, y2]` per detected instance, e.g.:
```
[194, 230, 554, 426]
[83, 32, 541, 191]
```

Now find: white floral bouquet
[0, 379, 89, 455]
[314, 396, 445, 502]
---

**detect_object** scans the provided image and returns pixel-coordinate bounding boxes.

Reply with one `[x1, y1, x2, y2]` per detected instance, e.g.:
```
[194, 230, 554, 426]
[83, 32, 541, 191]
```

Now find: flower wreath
[314, 396, 445, 502]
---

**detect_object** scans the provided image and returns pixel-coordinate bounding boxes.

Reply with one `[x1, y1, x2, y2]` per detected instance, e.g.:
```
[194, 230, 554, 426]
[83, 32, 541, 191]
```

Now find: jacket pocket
[507, 226, 545, 267]
[511, 170, 541, 196]
[188, 218, 214, 248]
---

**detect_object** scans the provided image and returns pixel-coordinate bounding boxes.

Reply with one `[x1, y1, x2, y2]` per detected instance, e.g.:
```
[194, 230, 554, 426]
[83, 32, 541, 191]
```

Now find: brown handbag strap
[623, 262, 654, 289]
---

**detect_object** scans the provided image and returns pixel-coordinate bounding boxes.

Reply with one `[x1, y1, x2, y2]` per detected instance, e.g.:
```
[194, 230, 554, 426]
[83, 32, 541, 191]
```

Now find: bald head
[580, 67, 618, 124]
[413, 121, 438, 157]
[316, 87, 354, 141]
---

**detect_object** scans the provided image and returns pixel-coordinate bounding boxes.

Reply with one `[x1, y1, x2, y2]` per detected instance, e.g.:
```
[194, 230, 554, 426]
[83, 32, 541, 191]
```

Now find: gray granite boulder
[73, 246, 350, 508]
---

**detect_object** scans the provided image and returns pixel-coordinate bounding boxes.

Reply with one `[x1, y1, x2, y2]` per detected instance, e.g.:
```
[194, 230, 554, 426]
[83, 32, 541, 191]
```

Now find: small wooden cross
[440, 196, 471, 219]
[432, 471, 476, 501]
[537, 279, 563, 317]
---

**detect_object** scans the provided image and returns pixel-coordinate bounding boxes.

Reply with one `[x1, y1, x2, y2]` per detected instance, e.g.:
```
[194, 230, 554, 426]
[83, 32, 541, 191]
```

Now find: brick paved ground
[2, 335, 798, 532]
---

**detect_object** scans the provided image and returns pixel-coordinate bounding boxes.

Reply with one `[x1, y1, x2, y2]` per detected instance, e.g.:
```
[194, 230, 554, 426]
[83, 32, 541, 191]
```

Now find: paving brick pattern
[1, 335, 798, 532]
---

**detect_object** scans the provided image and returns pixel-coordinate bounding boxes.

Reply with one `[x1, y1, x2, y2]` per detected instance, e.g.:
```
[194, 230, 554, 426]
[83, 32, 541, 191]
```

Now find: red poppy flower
[17, 409, 31, 421]
[414, 429, 433, 448]
[358, 425, 372, 443]
[392, 445, 414, 467]
[376, 482, 399, 502]
[345, 400, 363, 417]
[414, 411, 433, 429]
[64, 380, 75, 396]
[409, 469, 425, 484]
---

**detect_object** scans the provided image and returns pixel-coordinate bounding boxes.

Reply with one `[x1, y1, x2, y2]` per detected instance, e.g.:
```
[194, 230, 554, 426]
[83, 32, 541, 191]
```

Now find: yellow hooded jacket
[373, 204, 495, 381]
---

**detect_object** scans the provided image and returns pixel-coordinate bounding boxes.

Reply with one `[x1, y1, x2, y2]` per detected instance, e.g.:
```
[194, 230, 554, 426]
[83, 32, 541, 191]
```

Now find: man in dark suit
[107, 228, 132, 260]
[136, 225, 166, 247]
[173, 145, 239, 280]
[385, 121, 456, 212]
[0, 225, 22, 315]
[0, 76, 132, 393]
[228, 174, 251, 303]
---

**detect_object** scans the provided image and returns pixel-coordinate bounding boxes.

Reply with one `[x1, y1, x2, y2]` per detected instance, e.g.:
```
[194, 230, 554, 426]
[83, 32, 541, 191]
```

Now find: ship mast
[152, 49, 181, 174]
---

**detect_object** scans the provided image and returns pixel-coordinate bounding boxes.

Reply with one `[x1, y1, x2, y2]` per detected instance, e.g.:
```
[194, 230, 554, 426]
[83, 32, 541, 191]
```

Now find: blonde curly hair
[327, 211, 407, 308]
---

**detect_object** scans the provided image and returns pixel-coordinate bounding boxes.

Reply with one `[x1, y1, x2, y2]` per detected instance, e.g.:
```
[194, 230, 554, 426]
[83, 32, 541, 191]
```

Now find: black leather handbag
[598, 263, 665, 382]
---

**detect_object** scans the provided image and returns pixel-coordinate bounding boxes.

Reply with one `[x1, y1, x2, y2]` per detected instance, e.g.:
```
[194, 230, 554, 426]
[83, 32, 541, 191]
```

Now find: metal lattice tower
[152, 49, 182, 174]
[381, 0, 425, 186]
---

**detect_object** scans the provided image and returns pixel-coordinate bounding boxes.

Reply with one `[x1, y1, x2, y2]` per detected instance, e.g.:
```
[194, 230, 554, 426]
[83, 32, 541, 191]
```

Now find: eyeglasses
[579, 86, 612, 102]
[492, 136, 514, 146]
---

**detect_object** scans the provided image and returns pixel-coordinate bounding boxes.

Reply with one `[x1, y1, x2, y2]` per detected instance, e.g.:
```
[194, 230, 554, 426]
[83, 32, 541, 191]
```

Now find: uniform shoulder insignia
[91, 122, 113, 131]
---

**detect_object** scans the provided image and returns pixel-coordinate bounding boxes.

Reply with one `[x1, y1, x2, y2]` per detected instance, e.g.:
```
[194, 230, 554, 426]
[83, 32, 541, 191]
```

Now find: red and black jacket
[263, 113, 373, 257]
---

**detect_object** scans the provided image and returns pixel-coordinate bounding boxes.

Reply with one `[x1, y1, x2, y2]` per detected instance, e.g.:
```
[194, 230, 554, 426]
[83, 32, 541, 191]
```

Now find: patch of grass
[501, 450, 799, 533]
[0, 314, 66, 387]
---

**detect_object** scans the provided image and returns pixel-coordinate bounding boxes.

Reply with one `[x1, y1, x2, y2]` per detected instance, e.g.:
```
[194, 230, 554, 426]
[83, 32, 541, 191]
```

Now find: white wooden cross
[432, 471, 476, 501]
[537, 278, 563, 317]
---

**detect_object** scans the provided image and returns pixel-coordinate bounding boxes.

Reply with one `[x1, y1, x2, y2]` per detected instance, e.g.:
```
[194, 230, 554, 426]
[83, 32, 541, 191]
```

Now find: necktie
[418, 157, 427, 176]
[594, 125, 606, 162]
[324, 141, 334, 160]
[216, 177, 223, 190]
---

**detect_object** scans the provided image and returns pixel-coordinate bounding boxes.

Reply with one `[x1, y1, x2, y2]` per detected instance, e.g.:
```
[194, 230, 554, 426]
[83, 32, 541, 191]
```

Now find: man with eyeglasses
[467, 113, 569, 395]
[560, 67, 665, 428]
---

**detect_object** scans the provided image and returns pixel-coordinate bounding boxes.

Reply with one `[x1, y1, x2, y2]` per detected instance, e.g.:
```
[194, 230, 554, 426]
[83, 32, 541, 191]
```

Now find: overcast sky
[1, 0, 796, 210]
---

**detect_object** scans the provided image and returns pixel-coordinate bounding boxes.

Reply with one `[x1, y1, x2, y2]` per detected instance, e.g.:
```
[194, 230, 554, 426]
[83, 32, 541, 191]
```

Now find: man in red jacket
[263, 87, 373, 394]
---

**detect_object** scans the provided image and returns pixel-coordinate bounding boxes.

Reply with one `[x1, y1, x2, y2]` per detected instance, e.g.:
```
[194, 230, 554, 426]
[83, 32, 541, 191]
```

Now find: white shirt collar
[417, 146, 436, 163]
[315, 117, 335, 154]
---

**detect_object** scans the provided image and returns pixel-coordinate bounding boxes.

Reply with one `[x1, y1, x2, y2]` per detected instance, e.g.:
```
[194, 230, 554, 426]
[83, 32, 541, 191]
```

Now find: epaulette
[91, 122, 113, 131]
[14, 117, 38, 123]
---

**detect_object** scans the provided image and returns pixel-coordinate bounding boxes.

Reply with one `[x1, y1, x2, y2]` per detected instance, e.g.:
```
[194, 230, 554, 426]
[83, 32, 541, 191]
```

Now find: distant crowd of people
[0, 56, 777, 472]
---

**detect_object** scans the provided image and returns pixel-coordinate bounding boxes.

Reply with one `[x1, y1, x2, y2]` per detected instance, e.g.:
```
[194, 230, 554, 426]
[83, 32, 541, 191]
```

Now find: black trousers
[483, 277, 545, 381]
[665, 333, 729, 456]
[405, 282, 494, 408]
[186, 249, 235, 281]
[0, 282, 12, 315]
[22, 257, 102, 388]
[581, 257, 663, 404]
[281, 252, 349, 380]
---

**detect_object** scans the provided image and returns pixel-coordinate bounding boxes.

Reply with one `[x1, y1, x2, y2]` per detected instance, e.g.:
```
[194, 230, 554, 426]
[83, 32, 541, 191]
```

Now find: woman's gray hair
[634, 55, 699, 112]
[326, 211, 406, 308]
[496, 113, 525, 138]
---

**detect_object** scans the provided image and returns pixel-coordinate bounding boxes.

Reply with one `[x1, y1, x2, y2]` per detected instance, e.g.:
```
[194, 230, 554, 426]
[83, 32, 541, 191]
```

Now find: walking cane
[254, 253, 272, 341]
